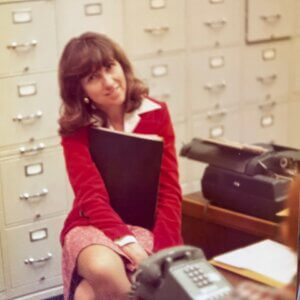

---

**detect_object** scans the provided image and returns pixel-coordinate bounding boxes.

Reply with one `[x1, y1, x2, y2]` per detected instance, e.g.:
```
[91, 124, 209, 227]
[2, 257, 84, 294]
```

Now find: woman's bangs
[77, 45, 115, 79]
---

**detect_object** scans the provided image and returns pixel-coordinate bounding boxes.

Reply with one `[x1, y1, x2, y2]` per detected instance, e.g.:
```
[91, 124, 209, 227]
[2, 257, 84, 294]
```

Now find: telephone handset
[129, 245, 233, 300]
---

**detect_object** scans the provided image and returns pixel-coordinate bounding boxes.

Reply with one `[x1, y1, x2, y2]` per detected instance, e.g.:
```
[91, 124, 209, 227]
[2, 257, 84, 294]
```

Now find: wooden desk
[182, 192, 281, 259]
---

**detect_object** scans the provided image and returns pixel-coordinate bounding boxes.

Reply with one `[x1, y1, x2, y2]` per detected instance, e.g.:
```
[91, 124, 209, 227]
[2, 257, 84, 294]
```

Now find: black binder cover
[88, 127, 163, 230]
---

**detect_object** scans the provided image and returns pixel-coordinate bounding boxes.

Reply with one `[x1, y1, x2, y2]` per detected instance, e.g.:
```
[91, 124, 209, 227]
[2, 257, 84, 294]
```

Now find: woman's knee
[77, 245, 128, 284]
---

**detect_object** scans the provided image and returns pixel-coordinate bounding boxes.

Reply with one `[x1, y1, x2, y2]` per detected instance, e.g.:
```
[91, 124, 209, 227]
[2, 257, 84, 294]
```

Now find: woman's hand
[121, 243, 149, 267]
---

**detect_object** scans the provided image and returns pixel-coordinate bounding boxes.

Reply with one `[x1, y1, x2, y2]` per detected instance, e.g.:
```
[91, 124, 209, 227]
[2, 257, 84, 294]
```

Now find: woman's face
[80, 59, 127, 112]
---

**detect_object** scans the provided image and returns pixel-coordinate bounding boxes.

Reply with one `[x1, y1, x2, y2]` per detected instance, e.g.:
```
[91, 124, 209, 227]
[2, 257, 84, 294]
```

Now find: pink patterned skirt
[62, 225, 153, 300]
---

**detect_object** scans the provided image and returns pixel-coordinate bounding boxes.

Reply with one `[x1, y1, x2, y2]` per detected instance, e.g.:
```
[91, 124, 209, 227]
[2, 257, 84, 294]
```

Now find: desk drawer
[4, 215, 64, 289]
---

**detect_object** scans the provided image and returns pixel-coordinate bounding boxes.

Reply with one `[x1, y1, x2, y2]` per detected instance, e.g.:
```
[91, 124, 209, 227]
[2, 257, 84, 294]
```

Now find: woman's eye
[88, 73, 99, 81]
[106, 61, 115, 70]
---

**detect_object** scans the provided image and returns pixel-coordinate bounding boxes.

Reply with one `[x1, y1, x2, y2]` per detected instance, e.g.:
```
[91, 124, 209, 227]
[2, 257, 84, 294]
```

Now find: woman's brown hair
[58, 32, 148, 135]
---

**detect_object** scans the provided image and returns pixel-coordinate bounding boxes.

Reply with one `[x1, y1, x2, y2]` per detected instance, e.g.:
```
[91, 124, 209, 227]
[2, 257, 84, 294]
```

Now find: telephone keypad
[184, 265, 212, 288]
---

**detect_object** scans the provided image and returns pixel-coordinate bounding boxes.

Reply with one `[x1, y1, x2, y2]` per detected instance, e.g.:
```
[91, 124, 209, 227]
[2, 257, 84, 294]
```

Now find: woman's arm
[61, 127, 133, 241]
[152, 104, 183, 252]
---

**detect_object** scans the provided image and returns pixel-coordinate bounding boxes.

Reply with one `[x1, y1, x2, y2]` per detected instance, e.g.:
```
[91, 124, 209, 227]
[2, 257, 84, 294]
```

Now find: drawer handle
[19, 143, 45, 155]
[24, 252, 52, 265]
[204, 81, 227, 92]
[204, 19, 227, 29]
[19, 188, 49, 201]
[206, 108, 228, 120]
[260, 14, 281, 24]
[7, 39, 38, 50]
[144, 26, 170, 35]
[256, 74, 277, 85]
[258, 100, 277, 110]
[12, 110, 43, 122]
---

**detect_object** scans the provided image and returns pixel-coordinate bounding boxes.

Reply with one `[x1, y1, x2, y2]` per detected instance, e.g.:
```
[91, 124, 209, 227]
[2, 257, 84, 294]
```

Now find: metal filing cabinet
[123, 0, 185, 57]
[187, 0, 244, 49]
[0, 0, 68, 299]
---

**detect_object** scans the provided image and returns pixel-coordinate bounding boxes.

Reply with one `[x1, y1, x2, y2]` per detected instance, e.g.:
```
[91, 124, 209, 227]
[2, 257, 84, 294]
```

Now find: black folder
[88, 127, 163, 229]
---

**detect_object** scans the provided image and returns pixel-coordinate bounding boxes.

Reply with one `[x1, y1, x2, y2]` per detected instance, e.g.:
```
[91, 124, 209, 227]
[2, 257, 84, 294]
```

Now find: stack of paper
[212, 239, 297, 286]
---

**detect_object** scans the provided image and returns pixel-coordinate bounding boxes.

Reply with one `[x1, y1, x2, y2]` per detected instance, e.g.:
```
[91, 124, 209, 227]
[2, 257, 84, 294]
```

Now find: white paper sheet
[213, 239, 297, 284]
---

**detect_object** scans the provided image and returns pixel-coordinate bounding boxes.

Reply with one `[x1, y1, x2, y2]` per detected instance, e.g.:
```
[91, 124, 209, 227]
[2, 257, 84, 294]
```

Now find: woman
[58, 32, 183, 299]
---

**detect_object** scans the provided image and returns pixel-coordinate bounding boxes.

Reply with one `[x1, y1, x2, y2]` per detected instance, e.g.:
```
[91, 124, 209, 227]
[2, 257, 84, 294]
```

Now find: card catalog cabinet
[188, 47, 241, 113]
[55, 0, 124, 55]
[133, 52, 186, 123]
[124, 0, 185, 57]
[187, 0, 244, 49]
[246, 0, 295, 43]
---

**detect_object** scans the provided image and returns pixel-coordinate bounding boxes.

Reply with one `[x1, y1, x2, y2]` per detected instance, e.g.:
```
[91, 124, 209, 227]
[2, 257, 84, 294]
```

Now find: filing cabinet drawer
[288, 99, 300, 149]
[124, 0, 185, 57]
[133, 53, 186, 122]
[188, 47, 241, 113]
[174, 121, 188, 184]
[242, 42, 290, 103]
[241, 100, 288, 145]
[0, 0, 57, 76]
[187, 0, 243, 49]
[3, 215, 64, 288]
[291, 38, 300, 94]
[0, 148, 68, 225]
[246, 0, 295, 43]
[56, 0, 124, 55]
[0, 72, 60, 147]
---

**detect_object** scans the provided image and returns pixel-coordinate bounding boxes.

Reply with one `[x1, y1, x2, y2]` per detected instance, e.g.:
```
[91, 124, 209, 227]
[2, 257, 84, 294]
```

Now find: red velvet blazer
[60, 98, 183, 252]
